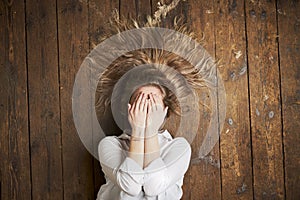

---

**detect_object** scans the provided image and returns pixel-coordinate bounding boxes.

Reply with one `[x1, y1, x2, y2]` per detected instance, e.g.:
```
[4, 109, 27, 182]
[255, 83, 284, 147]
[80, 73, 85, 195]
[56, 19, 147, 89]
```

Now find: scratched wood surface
[246, 1, 285, 199]
[0, 0, 299, 200]
[216, 0, 254, 199]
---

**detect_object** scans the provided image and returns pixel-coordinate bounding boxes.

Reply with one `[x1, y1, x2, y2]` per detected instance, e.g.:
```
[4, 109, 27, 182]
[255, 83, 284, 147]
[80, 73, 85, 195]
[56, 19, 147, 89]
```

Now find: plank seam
[55, 0, 64, 199]
[87, 0, 98, 199]
[24, 0, 33, 199]
[119, 0, 121, 17]
[213, 0, 223, 199]
[150, 0, 153, 16]
[275, 0, 287, 199]
[243, 0, 255, 199]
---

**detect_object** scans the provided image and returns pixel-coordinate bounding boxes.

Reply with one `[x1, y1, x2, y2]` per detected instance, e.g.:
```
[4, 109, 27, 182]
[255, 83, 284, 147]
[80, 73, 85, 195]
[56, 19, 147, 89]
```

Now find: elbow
[119, 181, 142, 196]
[143, 175, 168, 196]
[117, 172, 142, 196]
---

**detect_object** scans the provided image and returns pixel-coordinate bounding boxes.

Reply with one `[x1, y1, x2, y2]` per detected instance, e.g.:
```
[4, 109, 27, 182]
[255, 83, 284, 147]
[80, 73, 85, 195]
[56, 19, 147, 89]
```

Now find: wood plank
[150, 1, 194, 199]
[136, 0, 152, 22]
[25, 0, 63, 199]
[277, 0, 300, 199]
[88, 0, 119, 197]
[186, 0, 222, 200]
[57, 0, 95, 199]
[245, 0, 285, 199]
[215, 0, 254, 199]
[0, 1, 31, 199]
[120, 0, 137, 19]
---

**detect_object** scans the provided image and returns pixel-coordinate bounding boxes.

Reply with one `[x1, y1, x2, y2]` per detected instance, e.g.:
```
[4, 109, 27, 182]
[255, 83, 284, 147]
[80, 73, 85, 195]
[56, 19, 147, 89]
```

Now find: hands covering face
[128, 92, 168, 138]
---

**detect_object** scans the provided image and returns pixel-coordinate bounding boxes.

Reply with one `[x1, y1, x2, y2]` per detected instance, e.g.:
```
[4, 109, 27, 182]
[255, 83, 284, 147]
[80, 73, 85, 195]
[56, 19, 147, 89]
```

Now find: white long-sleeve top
[96, 130, 191, 200]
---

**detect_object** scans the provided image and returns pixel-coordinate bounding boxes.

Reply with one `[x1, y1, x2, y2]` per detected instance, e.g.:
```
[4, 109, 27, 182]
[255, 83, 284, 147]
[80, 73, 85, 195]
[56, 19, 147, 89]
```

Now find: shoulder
[168, 136, 191, 157]
[163, 130, 190, 146]
[98, 136, 121, 151]
[173, 137, 191, 149]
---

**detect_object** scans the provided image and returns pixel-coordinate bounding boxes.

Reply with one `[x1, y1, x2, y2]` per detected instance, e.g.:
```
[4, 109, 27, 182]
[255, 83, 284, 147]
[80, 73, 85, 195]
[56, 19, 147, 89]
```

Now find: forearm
[144, 132, 160, 168]
[129, 129, 144, 167]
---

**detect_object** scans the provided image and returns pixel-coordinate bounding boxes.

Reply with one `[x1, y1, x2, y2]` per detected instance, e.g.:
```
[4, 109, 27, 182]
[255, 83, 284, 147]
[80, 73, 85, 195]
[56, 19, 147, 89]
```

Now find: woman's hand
[128, 92, 147, 138]
[145, 93, 168, 138]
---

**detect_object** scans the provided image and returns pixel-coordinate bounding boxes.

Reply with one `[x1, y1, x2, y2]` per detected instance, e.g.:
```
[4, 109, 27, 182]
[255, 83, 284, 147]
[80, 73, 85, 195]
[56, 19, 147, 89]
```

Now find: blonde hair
[95, 10, 216, 135]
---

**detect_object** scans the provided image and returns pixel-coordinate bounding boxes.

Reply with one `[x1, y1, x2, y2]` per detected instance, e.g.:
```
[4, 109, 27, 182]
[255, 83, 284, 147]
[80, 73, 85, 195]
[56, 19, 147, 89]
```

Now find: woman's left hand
[145, 93, 168, 138]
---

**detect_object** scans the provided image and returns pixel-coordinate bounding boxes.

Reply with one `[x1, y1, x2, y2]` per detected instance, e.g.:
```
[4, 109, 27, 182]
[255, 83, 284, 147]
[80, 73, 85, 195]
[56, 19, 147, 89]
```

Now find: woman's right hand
[128, 92, 147, 137]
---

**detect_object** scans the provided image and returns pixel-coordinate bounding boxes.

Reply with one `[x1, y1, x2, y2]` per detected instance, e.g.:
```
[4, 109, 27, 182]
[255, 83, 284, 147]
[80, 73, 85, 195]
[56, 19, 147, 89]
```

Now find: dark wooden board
[120, 0, 137, 19]
[88, 0, 120, 197]
[245, 0, 285, 199]
[215, 0, 254, 199]
[0, 0, 31, 199]
[0, 0, 299, 199]
[57, 0, 95, 199]
[150, 1, 193, 199]
[187, 0, 222, 200]
[277, 0, 300, 199]
[26, 0, 63, 199]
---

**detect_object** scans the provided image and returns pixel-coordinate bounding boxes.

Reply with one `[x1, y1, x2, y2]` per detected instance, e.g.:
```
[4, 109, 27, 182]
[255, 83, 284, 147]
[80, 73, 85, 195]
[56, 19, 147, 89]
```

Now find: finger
[158, 96, 166, 112]
[127, 104, 132, 119]
[149, 94, 155, 112]
[153, 94, 163, 106]
[146, 99, 150, 113]
[127, 103, 131, 112]
[136, 92, 143, 109]
[150, 93, 158, 110]
[131, 96, 138, 112]
[146, 99, 151, 114]
[143, 100, 148, 112]
[132, 92, 141, 112]
[133, 92, 140, 102]
[141, 94, 147, 111]
[139, 93, 145, 111]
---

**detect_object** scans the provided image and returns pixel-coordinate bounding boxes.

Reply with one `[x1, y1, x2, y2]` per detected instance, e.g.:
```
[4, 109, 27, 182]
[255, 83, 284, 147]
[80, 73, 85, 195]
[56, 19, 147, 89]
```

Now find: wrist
[131, 127, 145, 138]
[145, 128, 158, 138]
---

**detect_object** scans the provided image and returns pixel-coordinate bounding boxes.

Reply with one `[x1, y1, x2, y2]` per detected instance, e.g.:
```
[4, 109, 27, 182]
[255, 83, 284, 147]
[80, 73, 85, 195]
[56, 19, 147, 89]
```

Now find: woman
[97, 83, 191, 199]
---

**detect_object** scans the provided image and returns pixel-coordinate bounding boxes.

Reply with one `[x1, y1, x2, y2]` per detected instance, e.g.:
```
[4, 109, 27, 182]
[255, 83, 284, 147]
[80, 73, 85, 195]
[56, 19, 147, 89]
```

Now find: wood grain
[277, 0, 300, 199]
[57, 0, 95, 199]
[26, 0, 63, 199]
[187, 0, 222, 200]
[215, 0, 253, 199]
[88, 0, 119, 196]
[150, 1, 193, 199]
[0, 0, 31, 199]
[120, 0, 137, 19]
[0, 0, 299, 199]
[246, 0, 285, 199]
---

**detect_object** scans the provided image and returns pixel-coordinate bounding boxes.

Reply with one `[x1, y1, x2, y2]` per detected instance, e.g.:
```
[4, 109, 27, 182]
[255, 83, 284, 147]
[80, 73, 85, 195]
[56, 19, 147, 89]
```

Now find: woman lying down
[97, 83, 191, 200]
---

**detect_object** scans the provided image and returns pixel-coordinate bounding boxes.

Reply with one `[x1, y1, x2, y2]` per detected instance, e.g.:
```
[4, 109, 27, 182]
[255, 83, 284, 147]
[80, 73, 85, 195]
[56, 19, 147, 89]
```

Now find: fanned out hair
[95, 1, 217, 134]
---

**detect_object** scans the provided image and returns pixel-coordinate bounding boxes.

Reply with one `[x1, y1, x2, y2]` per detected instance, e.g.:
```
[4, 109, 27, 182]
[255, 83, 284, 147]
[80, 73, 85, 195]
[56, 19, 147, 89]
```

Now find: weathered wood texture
[1, 0, 299, 199]
[246, 0, 285, 199]
[216, 0, 253, 199]
[186, 0, 222, 199]
[57, 0, 95, 199]
[88, 0, 120, 197]
[26, 0, 63, 199]
[0, 1, 31, 199]
[277, 0, 300, 199]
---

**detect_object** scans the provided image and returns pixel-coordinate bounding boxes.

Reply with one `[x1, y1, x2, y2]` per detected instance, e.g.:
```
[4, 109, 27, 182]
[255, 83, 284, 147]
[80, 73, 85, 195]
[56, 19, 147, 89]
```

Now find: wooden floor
[1, 0, 299, 199]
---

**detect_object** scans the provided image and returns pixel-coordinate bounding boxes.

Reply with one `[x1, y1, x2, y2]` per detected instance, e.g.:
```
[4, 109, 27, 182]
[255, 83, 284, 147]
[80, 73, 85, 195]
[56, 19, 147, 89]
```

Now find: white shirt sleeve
[143, 137, 191, 196]
[98, 137, 144, 196]
[98, 135, 191, 198]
